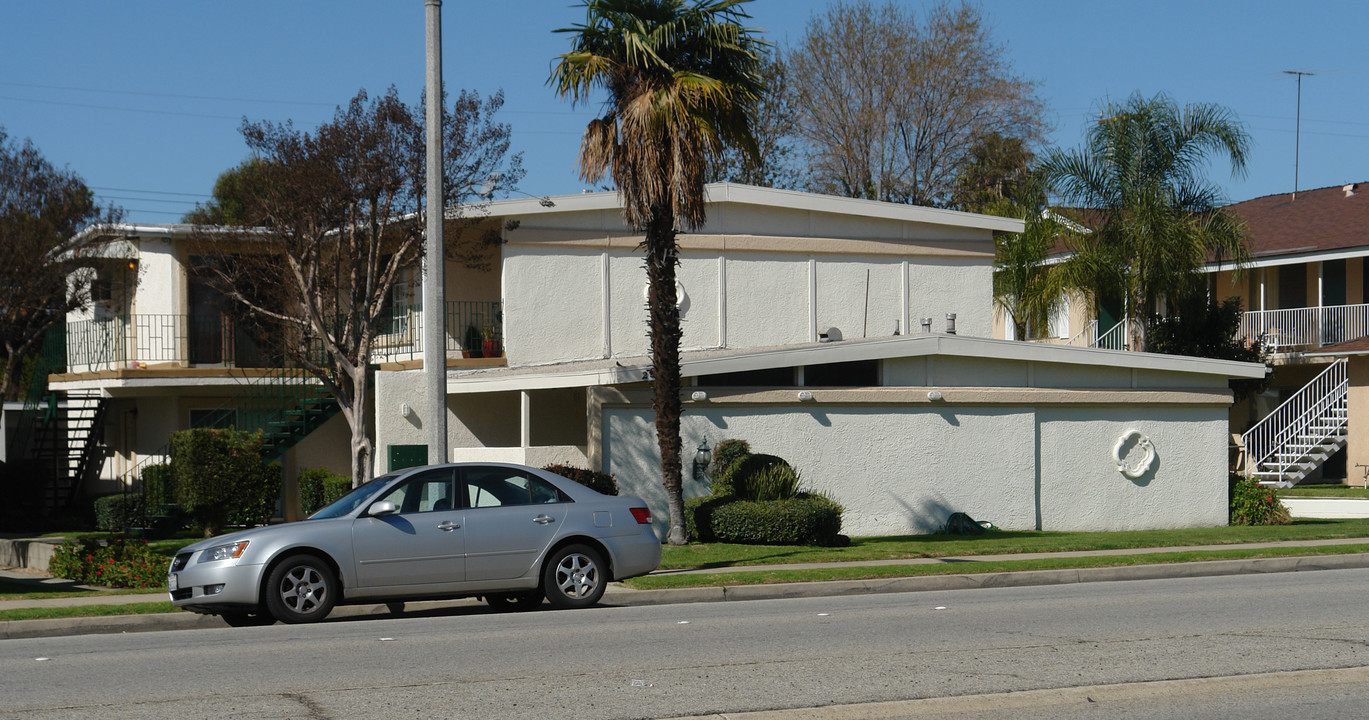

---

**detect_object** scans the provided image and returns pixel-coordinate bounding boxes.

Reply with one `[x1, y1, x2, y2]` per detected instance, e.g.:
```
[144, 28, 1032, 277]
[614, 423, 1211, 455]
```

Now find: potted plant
[481, 324, 501, 358]
[462, 325, 482, 358]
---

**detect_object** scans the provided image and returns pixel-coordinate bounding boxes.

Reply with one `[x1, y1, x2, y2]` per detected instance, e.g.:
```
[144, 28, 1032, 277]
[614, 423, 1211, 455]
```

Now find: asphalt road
[6, 567, 1369, 719]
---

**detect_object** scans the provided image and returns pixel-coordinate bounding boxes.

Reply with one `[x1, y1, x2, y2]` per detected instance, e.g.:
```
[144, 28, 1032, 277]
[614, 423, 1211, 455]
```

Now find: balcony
[60, 301, 503, 374]
[1239, 304, 1369, 353]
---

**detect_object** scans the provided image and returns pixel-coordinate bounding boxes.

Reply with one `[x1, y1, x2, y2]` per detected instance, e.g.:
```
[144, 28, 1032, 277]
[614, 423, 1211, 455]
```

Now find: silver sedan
[167, 463, 661, 626]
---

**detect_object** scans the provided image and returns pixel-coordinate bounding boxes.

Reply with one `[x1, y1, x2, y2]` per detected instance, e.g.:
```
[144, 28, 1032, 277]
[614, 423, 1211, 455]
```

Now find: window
[375, 468, 455, 514]
[189, 409, 236, 429]
[463, 467, 565, 508]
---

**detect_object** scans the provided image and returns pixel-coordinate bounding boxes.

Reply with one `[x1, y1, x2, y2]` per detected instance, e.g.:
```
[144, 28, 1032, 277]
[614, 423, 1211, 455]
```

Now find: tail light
[630, 507, 652, 524]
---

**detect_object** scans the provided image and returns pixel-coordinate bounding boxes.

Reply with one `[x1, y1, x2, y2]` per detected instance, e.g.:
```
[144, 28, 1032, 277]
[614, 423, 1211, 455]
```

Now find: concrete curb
[7, 552, 1369, 640]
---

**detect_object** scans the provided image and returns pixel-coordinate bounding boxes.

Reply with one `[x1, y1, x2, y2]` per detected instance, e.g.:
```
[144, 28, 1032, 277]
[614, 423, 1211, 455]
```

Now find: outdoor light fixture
[927, 391, 943, 401]
[797, 390, 815, 401]
[692, 438, 712, 482]
[691, 390, 708, 401]
[400, 403, 413, 419]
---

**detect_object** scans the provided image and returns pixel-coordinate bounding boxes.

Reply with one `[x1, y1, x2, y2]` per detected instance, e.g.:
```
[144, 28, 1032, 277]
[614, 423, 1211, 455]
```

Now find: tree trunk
[341, 363, 375, 488]
[645, 210, 687, 545]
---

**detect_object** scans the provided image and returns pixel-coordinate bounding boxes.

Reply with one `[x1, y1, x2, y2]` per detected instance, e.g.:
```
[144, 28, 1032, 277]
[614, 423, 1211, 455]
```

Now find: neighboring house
[30, 183, 1262, 534]
[1000, 182, 1369, 487]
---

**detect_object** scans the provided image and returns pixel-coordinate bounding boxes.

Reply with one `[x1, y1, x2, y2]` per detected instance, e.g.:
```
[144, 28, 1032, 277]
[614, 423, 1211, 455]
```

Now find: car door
[351, 467, 465, 589]
[459, 466, 570, 581]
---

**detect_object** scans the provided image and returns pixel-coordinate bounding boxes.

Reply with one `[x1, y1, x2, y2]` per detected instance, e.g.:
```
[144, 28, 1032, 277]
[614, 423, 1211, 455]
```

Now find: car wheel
[264, 554, 337, 624]
[485, 591, 542, 611]
[542, 544, 606, 610]
[221, 611, 275, 627]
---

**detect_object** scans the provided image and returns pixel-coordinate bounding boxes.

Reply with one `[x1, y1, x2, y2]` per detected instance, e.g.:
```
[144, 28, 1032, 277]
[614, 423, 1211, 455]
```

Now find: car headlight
[198, 541, 250, 563]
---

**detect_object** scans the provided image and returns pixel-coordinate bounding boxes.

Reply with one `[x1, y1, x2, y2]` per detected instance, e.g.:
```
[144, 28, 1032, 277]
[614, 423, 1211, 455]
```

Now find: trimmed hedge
[708, 495, 846, 546]
[543, 464, 618, 496]
[299, 467, 353, 515]
[140, 463, 175, 511]
[93, 494, 145, 532]
[170, 428, 273, 537]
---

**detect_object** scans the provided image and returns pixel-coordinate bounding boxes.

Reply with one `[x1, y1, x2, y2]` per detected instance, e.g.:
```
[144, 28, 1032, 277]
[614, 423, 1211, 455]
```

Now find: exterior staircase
[193, 368, 342, 461]
[1242, 359, 1348, 488]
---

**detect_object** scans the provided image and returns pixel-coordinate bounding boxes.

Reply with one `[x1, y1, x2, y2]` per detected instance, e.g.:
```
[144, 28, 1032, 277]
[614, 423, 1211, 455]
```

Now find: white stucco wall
[602, 398, 1232, 538]
[906, 258, 992, 338]
[134, 237, 180, 317]
[1036, 406, 1229, 531]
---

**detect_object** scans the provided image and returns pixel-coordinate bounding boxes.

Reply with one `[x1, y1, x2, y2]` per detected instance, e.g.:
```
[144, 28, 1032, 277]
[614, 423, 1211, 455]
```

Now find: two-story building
[35, 184, 1263, 535]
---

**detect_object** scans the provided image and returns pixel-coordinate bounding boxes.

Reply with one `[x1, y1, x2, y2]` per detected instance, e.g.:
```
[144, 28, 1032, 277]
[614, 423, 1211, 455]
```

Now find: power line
[97, 195, 200, 206]
[89, 186, 210, 198]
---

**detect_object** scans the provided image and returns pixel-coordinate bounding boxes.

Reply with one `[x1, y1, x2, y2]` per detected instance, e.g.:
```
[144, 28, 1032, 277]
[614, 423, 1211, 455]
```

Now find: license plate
[167, 574, 178, 592]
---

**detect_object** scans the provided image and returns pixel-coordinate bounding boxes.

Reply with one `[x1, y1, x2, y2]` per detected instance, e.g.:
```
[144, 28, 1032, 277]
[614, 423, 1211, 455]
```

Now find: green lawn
[655, 518, 1369, 571]
[1278, 484, 1369, 498]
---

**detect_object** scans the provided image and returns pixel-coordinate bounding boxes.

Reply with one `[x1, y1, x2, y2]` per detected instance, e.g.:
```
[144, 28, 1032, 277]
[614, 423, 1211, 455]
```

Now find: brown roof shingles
[1227, 183, 1369, 258]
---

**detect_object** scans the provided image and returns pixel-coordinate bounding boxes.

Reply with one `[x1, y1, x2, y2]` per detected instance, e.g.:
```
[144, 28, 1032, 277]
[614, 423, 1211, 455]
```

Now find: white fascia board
[465, 183, 1024, 235]
[1203, 244, 1369, 273]
[444, 334, 1265, 394]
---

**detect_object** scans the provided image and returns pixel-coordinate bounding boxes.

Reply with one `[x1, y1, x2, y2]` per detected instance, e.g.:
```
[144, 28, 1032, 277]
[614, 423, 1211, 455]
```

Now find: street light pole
[424, 0, 448, 464]
[1284, 70, 1314, 202]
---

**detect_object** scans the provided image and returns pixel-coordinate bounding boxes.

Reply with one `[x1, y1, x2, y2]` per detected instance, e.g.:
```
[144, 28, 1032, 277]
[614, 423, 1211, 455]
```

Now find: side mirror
[368, 501, 398, 517]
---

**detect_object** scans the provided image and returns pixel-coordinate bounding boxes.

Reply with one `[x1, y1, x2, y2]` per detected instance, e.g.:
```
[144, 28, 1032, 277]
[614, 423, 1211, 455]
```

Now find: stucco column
[520, 390, 531, 449]
[1348, 357, 1369, 487]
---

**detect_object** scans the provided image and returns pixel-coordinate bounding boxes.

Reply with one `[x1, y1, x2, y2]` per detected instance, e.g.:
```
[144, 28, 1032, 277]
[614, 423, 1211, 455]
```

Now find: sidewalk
[5, 537, 1369, 640]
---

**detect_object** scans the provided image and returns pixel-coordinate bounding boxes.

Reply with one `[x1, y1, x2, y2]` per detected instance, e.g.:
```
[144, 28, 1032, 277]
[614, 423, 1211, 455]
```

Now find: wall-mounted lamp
[927, 390, 943, 401]
[400, 403, 413, 419]
[692, 438, 712, 482]
[691, 390, 708, 402]
[797, 390, 815, 401]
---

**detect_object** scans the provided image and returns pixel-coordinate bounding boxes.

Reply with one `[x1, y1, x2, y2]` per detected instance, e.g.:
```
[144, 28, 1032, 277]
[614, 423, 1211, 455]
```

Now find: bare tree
[787, 1, 1046, 206]
[709, 55, 800, 189]
[0, 127, 121, 399]
[196, 87, 522, 485]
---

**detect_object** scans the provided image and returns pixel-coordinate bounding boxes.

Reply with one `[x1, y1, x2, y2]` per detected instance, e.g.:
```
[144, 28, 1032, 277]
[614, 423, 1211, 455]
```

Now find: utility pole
[1284, 70, 1314, 201]
[424, 0, 448, 465]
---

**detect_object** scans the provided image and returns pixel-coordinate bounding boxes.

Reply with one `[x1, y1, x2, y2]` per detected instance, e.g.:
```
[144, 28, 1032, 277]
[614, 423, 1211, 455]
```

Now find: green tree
[551, 0, 765, 545]
[953, 132, 1037, 213]
[1040, 92, 1251, 351]
[0, 128, 121, 399]
[993, 208, 1065, 341]
[182, 157, 274, 225]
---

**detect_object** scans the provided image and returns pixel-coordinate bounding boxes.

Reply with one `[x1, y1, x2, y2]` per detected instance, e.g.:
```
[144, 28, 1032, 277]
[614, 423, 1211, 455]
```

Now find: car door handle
[533, 514, 555, 525]
[437, 521, 461, 531]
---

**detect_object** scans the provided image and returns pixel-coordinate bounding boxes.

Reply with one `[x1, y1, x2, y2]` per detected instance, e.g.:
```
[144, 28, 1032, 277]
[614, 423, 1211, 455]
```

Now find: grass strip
[656, 519, 1369, 570]
[0, 602, 177, 622]
[0, 581, 164, 600]
[625, 543, 1369, 590]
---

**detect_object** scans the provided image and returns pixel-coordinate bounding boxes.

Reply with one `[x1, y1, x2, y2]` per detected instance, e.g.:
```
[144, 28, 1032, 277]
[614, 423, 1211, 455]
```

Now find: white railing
[1240, 304, 1369, 352]
[1242, 359, 1347, 479]
[1061, 319, 1143, 351]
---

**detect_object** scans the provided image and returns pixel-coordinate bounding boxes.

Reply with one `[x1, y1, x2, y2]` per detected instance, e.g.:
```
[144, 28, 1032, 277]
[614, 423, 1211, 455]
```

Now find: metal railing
[1240, 304, 1369, 353]
[1242, 359, 1347, 480]
[1061, 318, 1143, 351]
[61, 302, 504, 372]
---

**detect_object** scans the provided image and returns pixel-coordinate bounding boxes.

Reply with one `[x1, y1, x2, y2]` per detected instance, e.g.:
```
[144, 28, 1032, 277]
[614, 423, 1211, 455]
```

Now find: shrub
[140, 463, 175, 511]
[1230, 476, 1291, 526]
[228, 461, 282, 527]
[708, 494, 845, 546]
[734, 463, 803, 502]
[299, 467, 354, 515]
[93, 494, 145, 532]
[707, 439, 751, 493]
[47, 537, 167, 589]
[171, 428, 270, 537]
[543, 464, 618, 496]
[685, 494, 735, 542]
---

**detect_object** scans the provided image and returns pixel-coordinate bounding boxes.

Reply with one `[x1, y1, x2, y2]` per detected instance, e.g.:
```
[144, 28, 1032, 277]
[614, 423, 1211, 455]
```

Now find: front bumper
[168, 560, 267, 614]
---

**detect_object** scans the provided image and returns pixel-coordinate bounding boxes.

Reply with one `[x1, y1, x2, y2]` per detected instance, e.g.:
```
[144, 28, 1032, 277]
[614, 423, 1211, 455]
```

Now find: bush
[708, 495, 845, 546]
[685, 494, 735, 542]
[228, 461, 282, 527]
[299, 467, 354, 515]
[93, 494, 145, 532]
[140, 463, 175, 510]
[47, 537, 167, 589]
[543, 464, 618, 496]
[707, 439, 751, 493]
[171, 428, 271, 537]
[1230, 476, 1291, 525]
[734, 463, 803, 502]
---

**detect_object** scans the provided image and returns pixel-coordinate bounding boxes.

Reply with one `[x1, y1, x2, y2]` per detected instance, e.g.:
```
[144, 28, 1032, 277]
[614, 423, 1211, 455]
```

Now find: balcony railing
[1240, 304, 1369, 353]
[62, 301, 503, 373]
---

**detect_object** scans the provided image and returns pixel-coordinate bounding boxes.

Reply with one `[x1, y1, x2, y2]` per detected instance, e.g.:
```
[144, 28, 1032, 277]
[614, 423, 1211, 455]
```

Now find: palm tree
[1039, 92, 1251, 351]
[551, 0, 765, 544]
[994, 211, 1065, 341]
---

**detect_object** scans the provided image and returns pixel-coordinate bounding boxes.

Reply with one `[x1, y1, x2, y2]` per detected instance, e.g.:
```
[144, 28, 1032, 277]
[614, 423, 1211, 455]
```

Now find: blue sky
[2, 1, 1365, 224]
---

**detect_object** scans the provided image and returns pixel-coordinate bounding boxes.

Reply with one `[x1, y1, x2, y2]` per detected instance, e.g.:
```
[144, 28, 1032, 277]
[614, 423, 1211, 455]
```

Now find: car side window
[463, 467, 565, 508]
[374, 468, 455, 514]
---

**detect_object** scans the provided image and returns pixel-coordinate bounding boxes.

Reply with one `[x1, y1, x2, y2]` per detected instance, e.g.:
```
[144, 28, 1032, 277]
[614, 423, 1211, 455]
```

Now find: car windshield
[308, 474, 397, 519]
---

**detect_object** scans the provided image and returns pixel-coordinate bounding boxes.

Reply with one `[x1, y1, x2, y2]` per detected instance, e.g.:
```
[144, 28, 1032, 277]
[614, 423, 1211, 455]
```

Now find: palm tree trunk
[645, 209, 687, 545]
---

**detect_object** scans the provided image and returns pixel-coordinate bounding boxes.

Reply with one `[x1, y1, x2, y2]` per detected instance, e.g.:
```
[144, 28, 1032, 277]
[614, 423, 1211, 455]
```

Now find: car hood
[176, 518, 344, 554]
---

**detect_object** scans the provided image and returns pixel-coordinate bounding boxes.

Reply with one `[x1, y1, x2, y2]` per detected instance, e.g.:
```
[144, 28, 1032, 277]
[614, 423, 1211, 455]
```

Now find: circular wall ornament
[642, 281, 686, 307]
[1112, 429, 1156, 479]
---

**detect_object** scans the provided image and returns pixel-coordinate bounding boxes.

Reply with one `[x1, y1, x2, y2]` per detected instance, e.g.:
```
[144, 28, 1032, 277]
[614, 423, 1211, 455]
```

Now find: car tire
[485, 591, 542, 611]
[221, 611, 275, 627]
[264, 554, 337, 624]
[542, 544, 606, 610]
